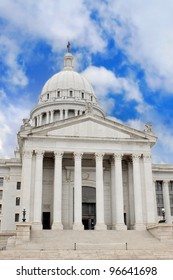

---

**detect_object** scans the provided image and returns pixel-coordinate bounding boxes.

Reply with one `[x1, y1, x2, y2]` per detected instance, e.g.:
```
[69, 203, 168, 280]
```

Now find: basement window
[15, 213, 19, 222]
[0, 177, 4, 187]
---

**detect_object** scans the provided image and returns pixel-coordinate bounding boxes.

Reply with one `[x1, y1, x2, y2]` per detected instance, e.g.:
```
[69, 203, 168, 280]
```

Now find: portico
[21, 143, 156, 231]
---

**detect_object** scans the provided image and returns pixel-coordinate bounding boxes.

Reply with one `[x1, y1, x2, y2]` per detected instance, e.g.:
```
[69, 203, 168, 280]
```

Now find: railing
[74, 242, 128, 251]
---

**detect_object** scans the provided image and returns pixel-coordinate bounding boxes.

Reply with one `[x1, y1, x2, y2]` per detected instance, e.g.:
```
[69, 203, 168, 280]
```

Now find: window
[16, 197, 20, 206]
[155, 181, 164, 216]
[169, 181, 173, 215]
[0, 204, 2, 214]
[69, 90, 73, 97]
[15, 213, 19, 222]
[47, 93, 50, 100]
[16, 182, 21, 190]
[57, 91, 60, 97]
[81, 92, 84, 99]
[0, 177, 3, 187]
[91, 96, 93, 101]
[0, 190, 3, 200]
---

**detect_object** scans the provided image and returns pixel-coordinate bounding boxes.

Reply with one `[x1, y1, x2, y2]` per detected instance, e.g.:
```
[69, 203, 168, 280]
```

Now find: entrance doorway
[82, 186, 96, 230]
[42, 212, 51, 229]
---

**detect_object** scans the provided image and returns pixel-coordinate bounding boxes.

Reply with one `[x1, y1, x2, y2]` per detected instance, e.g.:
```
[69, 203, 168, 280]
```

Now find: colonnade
[34, 109, 84, 127]
[21, 150, 157, 230]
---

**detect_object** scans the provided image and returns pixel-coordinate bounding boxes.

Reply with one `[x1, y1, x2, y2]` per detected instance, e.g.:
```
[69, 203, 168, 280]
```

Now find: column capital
[54, 151, 64, 159]
[95, 153, 104, 160]
[132, 153, 141, 162]
[23, 150, 33, 159]
[35, 150, 44, 158]
[74, 152, 83, 160]
[143, 153, 152, 162]
[114, 153, 123, 161]
[163, 180, 170, 185]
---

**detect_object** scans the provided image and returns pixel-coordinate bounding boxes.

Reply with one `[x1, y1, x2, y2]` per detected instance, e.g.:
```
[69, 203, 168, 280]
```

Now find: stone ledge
[147, 224, 173, 241]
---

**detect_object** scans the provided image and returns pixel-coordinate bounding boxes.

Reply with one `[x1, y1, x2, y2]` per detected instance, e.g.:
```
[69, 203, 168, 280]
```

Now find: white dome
[41, 70, 96, 97]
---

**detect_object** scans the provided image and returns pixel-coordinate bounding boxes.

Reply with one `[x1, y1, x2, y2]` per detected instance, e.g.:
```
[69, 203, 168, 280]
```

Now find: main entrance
[82, 186, 96, 230]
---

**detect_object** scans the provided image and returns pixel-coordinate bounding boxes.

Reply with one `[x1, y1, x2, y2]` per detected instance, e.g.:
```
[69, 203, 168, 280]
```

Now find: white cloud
[92, 0, 173, 92]
[0, 89, 31, 158]
[0, 0, 106, 53]
[0, 36, 28, 87]
[82, 65, 143, 104]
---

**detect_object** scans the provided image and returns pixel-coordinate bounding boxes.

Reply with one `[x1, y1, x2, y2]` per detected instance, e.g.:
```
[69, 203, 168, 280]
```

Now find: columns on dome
[50, 110, 54, 123]
[52, 152, 63, 229]
[132, 154, 145, 230]
[95, 153, 107, 230]
[21, 150, 33, 222]
[73, 152, 84, 230]
[143, 153, 157, 225]
[163, 180, 172, 223]
[60, 110, 63, 120]
[33, 150, 44, 230]
[112, 153, 126, 230]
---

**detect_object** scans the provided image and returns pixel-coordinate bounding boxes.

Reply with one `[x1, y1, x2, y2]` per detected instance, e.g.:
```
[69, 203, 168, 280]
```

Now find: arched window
[82, 92, 84, 99]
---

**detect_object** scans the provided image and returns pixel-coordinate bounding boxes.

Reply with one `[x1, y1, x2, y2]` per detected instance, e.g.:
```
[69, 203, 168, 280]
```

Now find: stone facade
[0, 51, 173, 233]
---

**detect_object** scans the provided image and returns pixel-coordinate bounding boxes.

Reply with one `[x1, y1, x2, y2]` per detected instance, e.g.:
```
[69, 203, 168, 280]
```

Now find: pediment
[47, 118, 131, 139]
[28, 115, 155, 142]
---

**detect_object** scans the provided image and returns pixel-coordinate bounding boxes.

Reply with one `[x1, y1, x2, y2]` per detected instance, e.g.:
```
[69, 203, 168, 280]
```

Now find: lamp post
[161, 208, 165, 221]
[22, 209, 26, 222]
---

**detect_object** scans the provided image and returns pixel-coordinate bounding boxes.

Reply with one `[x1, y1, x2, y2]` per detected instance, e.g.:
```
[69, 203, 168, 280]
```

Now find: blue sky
[0, 0, 173, 163]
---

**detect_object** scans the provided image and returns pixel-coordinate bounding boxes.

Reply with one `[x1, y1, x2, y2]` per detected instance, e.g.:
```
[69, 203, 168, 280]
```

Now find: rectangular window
[0, 177, 3, 186]
[16, 197, 20, 206]
[169, 181, 173, 216]
[155, 181, 164, 216]
[15, 213, 19, 222]
[16, 182, 21, 190]
[0, 190, 3, 200]
[0, 204, 2, 214]
[70, 90, 73, 97]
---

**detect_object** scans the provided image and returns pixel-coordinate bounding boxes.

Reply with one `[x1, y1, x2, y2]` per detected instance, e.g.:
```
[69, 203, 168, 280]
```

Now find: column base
[73, 223, 84, 230]
[134, 223, 146, 230]
[32, 222, 43, 231]
[52, 222, 63, 230]
[112, 223, 127, 230]
[95, 223, 107, 230]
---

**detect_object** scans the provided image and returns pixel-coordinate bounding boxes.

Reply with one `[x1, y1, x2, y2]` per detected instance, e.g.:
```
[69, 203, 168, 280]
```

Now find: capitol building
[0, 48, 173, 239]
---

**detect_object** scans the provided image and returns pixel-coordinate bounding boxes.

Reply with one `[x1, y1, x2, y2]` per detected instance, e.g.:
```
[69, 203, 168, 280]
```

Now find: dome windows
[47, 93, 50, 100]
[81, 92, 84, 99]
[69, 90, 73, 97]
[57, 91, 60, 98]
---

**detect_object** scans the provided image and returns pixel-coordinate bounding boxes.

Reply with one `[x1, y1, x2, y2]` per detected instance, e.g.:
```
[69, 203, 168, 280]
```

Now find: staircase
[1, 230, 173, 259]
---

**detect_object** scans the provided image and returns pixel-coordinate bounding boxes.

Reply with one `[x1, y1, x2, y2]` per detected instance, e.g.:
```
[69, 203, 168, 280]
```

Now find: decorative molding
[143, 153, 152, 162]
[23, 150, 33, 159]
[35, 150, 44, 158]
[132, 153, 141, 162]
[114, 153, 123, 161]
[95, 153, 104, 161]
[54, 151, 64, 160]
[73, 152, 83, 160]
[82, 172, 89, 180]
[163, 180, 170, 185]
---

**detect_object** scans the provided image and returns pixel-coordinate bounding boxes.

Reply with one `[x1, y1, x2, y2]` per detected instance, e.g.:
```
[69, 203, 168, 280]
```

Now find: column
[65, 109, 68, 119]
[33, 150, 44, 230]
[95, 153, 106, 230]
[73, 152, 84, 230]
[52, 152, 63, 230]
[21, 150, 33, 222]
[112, 153, 126, 230]
[50, 110, 54, 123]
[39, 114, 42, 126]
[143, 153, 157, 225]
[60, 110, 63, 120]
[75, 110, 78, 116]
[163, 180, 172, 223]
[36, 116, 39, 127]
[132, 154, 145, 230]
[46, 111, 49, 124]
[111, 160, 116, 227]
[128, 161, 135, 229]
